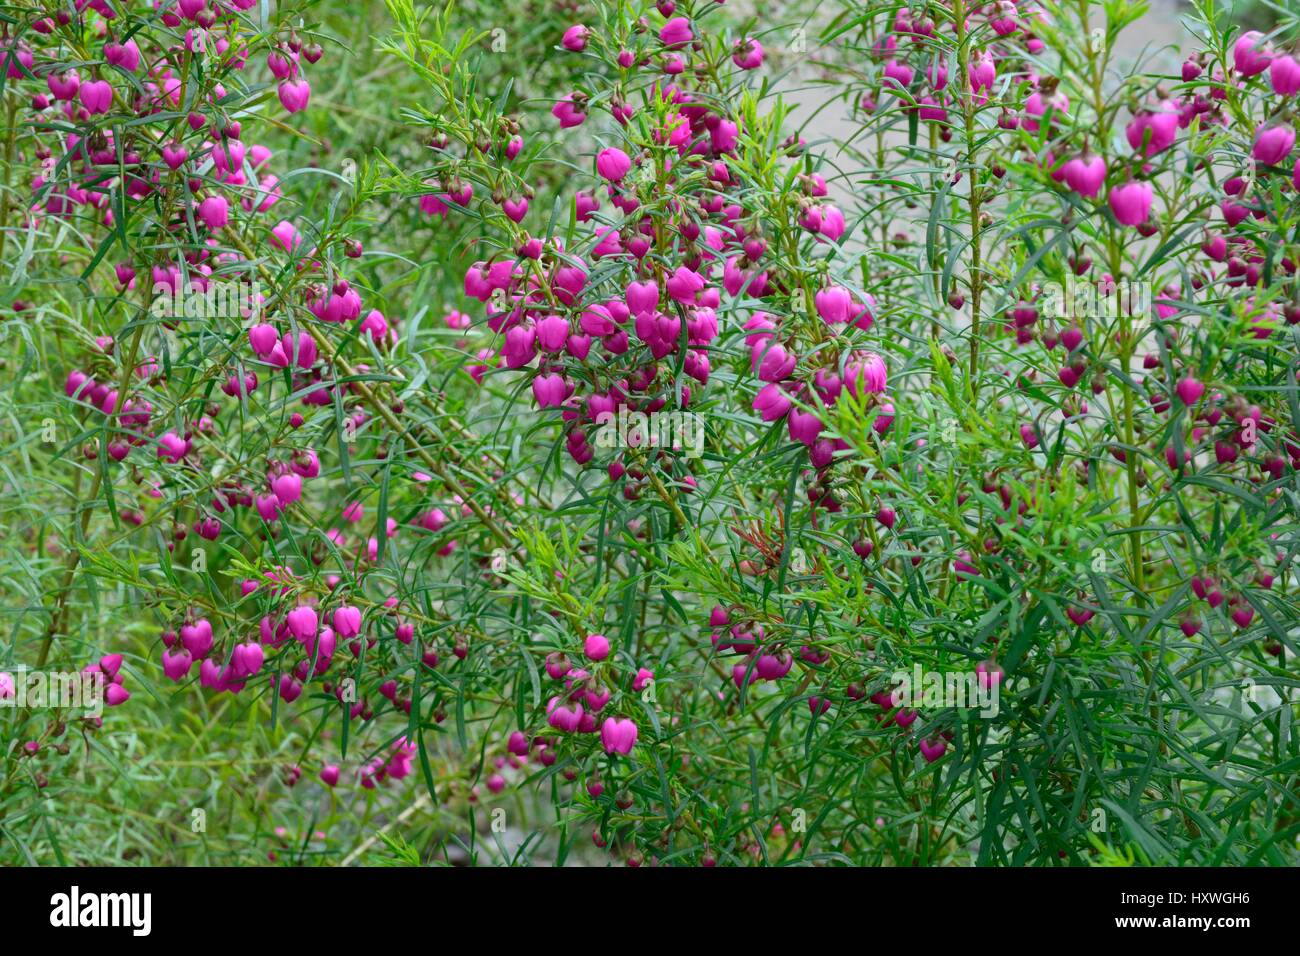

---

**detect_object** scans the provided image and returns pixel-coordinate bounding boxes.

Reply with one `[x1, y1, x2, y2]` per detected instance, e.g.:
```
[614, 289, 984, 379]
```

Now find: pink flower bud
[1233, 31, 1272, 77]
[1253, 125, 1295, 166]
[659, 16, 693, 48]
[596, 147, 632, 181]
[562, 25, 589, 52]
[583, 633, 610, 661]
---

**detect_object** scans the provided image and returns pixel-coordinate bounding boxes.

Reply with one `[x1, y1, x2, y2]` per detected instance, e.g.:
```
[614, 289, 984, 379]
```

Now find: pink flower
[815, 285, 853, 324]
[665, 266, 704, 304]
[596, 147, 632, 181]
[532, 372, 568, 408]
[286, 605, 318, 641]
[333, 605, 361, 638]
[954, 552, 980, 578]
[732, 38, 763, 70]
[968, 51, 996, 92]
[1107, 180, 1153, 226]
[270, 220, 303, 253]
[104, 39, 141, 72]
[819, 205, 846, 241]
[1271, 54, 1300, 95]
[753, 383, 792, 421]
[162, 648, 193, 681]
[536, 314, 570, 351]
[976, 660, 1004, 689]
[270, 471, 302, 506]
[1061, 153, 1106, 198]
[281, 331, 317, 370]
[883, 59, 913, 88]
[277, 78, 311, 113]
[600, 717, 638, 755]
[844, 352, 888, 397]
[180, 619, 213, 659]
[1175, 376, 1204, 406]
[160, 143, 188, 170]
[50, 72, 84, 104]
[279, 675, 303, 703]
[659, 16, 693, 48]
[546, 696, 584, 732]
[1253, 125, 1295, 166]
[197, 195, 229, 230]
[753, 340, 796, 382]
[267, 49, 297, 80]
[625, 280, 659, 316]
[1125, 104, 1178, 157]
[79, 79, 112, 114]
[788, 408, 823, 447]
[562, 25, 589, 52]
[583, 633, 610, 661]
[552, 94, 586, 128]
[1233, 30, 1272, 77]
[919, 738, 947, 763]
[815, 286, 874, 329]
[231, 642, 264, 678]
[157, 430, 190, 463]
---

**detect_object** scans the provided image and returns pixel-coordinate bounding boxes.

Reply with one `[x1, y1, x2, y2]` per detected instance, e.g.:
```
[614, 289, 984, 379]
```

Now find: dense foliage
[1, 0, 1299, 866]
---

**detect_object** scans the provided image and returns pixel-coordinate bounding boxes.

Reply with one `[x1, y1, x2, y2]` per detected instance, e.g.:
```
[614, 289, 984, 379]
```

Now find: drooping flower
[1108, 180, 1153, 226]
[277, 78, 311, 113]
[1253, 125, 1295, 166]
[659, 17, 693, 48]
[599, 716, 638, 755]
[1061, 152, 1106, 198]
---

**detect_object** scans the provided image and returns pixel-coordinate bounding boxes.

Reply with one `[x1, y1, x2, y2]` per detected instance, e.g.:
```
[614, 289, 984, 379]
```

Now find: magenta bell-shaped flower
[332, 604, 361, 638]
[753, 382, 792, 421]
[1061, 152, 1106, 197]
[1107, 180, 1153, 226]
[600, 716, 638, 755]
[286, 605, 318, 642]
[162, 648, 193, 681]
[1253, 125, 1295, 166]
[277, 77, 311, 113]
[1233, 30, 1272, 77]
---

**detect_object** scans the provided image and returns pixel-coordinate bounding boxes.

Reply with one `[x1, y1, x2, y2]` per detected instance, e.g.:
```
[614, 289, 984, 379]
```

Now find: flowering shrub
[1, 0, 1299, 866]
